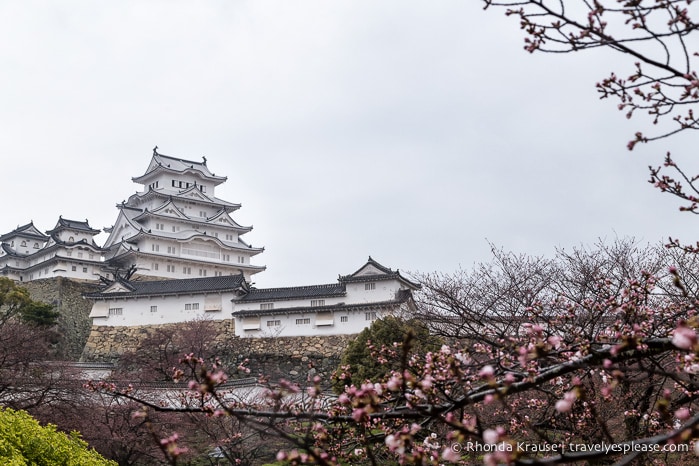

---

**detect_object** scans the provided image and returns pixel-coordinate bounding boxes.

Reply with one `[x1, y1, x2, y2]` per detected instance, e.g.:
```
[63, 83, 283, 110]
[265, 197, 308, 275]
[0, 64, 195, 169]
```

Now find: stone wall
[23, 277, 99, 359]
[82, 320, 355, 381]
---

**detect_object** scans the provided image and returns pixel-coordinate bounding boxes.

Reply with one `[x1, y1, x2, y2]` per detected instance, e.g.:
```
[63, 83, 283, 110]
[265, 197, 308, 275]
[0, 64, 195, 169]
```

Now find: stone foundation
[82, 320, 355, 382]
[23, 277, 100, 359]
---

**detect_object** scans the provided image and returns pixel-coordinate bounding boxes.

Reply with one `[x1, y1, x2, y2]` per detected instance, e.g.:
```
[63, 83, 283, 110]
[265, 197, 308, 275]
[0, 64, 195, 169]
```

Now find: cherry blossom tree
[482, 0, 699, 251]
[86, 241, 699, 465]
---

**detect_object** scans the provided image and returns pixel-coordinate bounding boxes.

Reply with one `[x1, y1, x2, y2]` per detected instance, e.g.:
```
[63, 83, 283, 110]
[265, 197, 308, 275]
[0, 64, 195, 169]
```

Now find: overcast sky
[1, 1, 696, 287]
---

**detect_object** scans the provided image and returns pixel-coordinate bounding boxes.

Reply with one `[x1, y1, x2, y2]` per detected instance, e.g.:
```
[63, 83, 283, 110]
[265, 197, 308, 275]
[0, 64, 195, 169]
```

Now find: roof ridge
[250, 283, 343, 293]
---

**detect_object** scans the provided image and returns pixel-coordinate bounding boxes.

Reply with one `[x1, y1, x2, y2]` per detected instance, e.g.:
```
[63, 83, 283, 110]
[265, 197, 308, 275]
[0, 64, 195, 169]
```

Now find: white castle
[0, 149, 418, 336]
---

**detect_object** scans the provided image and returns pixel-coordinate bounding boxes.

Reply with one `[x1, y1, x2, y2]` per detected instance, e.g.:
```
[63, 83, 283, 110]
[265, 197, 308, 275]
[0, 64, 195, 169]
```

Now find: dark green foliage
[18, 301, 60, 326]
[0, 277, 58, 326]
[334, 316, 442, 392]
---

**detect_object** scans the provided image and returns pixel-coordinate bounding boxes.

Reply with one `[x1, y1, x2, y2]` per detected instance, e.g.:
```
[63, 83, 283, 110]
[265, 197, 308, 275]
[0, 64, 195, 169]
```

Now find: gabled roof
[117, 229, 264, 254]
[0, 222, 48, 242]
[46, 217, 101, 235]
[207, 210, 252, 232]
[126, 189, 241, 213]
[339, 257, 420, 289]
[132, 150, 227, 186]
[240, 283, 346, 302]
[85, 274, 248, 299]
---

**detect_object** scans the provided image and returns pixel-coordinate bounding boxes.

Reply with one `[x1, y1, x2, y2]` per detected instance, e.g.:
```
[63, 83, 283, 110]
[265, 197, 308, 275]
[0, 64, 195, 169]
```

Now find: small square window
[150, 306, 158, 313]
[340, 316, 348, 323]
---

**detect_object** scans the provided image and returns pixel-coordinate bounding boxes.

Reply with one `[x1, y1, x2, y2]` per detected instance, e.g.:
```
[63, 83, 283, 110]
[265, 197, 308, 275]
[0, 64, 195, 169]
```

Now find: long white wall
[89, 291, 237, 326]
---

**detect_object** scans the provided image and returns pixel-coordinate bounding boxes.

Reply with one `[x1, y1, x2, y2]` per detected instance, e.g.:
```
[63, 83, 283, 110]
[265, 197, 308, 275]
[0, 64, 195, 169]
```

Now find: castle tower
[102, 149, 265, 280]
[0, 218, 104, 282]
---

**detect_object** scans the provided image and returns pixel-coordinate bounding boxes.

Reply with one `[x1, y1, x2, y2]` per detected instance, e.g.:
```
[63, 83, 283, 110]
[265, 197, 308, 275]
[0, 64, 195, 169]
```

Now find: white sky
[1, 1, 696, 287]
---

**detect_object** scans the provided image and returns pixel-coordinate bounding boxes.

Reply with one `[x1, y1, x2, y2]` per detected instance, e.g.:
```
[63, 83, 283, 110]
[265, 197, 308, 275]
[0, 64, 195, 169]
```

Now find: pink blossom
[441, 446, 460, 462]
[556, 390, 577, 413]
[483, 428, 499, 444]
[675, 407, 691, 421]
[547, 335, 562, 348]
[479, 365, 495, 379]
[672, 325, 697, 350]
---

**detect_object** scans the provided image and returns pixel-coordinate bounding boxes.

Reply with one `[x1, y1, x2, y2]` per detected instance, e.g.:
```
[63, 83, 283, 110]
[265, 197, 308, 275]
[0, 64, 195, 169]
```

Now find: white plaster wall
[235, 308, 385, 338]
[90, 291, 237, 326]
[344, 279, 403, 304]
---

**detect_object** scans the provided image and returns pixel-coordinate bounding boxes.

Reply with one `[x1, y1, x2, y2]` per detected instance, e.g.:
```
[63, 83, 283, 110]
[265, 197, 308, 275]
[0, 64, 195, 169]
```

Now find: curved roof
[132, 151, 227, 186]
[0, 222, 48, 242]
[120, 229, 264, 254]
[339, 257, 420, 289]
[126, 189, 241, 213]
[46, 217, 101, 235]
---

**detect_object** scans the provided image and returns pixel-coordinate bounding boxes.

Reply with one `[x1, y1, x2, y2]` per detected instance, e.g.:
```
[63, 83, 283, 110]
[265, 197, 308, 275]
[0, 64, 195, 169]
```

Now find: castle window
[78, 252, 83, 258]
[200, 186, 206, 193]
[83, 267, 88, 273]
[71, 266, 76, 271]
[267, 320, 281, 327]
[167, 265, 175, 273]
[67, 251, 72, 257]
[20, 241, 26, 247]
[152, 244, 159, 252]
[185, 303, 199, 311]
[295, 318, 310, 325]
[365, 283, 376, 291]
[152, 263, 159, 271]
[151, 306, 158, 313]
[238, 256, 245, 264]
[172, 180, 177, 187]
[199, 269, 207, 276]
[311, 299, 325, 307]
[183, 267, 191, 275]
[365, 312, 377, 321]
[108, 308, 123, 316]
[68, 236, 74, 242]
[340, 316, 348, 323]
[260, 303, 274, 310]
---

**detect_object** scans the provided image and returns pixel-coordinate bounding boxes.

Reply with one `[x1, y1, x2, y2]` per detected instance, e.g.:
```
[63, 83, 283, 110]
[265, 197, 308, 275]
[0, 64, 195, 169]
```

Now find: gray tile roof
[85, 274, 247, 299]
[241, 283, 346, 302]
[47, 217, 100, 234]
[0, 222, 48, 242]
[232, 296, 411, 317]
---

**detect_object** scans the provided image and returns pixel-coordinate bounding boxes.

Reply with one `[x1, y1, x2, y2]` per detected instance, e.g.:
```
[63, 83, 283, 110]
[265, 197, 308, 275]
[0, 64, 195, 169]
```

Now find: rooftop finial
[153, 145, 159, 156]
[202, 156, 207, 165]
